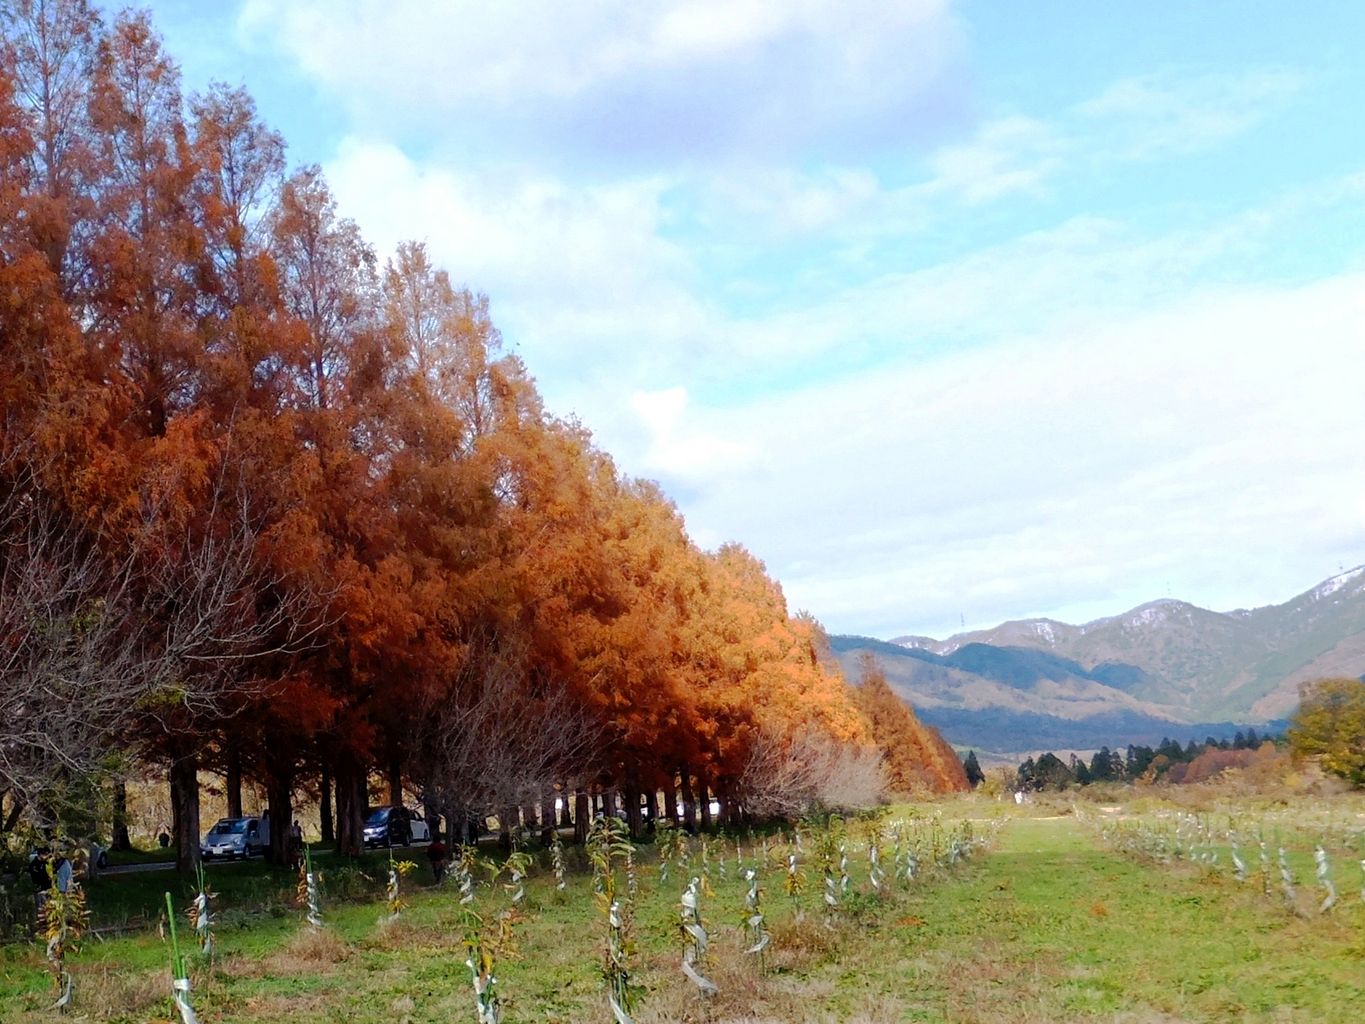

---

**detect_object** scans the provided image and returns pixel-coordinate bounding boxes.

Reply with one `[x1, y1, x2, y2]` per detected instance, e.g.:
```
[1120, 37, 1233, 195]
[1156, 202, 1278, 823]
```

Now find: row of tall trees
[1016, 732, 1283, 791]
[0, 2, 965, 871]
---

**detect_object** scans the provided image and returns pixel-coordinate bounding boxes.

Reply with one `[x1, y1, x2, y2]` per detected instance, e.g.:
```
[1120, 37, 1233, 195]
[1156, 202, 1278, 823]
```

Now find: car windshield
[365, 809, 390, 825]
[210, 819, 248, 835]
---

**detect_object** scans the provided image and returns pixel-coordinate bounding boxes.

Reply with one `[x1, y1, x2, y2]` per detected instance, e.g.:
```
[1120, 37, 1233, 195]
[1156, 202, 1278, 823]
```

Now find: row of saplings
[36, 813, 1000, 1022]
[1090, 809, 1365, 917]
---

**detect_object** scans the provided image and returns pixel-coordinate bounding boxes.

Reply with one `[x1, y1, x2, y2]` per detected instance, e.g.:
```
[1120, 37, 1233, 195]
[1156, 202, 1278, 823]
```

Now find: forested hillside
[890, 568, 1365, 721]
[832, 566, 1365, 754]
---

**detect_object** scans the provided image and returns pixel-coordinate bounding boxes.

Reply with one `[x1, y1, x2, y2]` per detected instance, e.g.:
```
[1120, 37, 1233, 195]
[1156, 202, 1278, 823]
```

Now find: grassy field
[1, 800, 1362, 1023]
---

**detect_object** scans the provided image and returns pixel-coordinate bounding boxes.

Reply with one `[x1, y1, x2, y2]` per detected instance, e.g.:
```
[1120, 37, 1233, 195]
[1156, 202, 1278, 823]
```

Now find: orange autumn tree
[684, 544, 884, 820]
[854, 653, 968, 795]
[0, 2, 970, 860]
[7, 9, 309, 870]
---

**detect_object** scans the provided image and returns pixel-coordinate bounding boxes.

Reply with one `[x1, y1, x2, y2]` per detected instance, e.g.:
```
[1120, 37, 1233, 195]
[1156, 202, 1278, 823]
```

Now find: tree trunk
[333, 756, 365, 858]
[111, 781, 131, 850]
[319, 765, 334, 844]
[387, 753, 403, 807]
[267, 772, 293, 866]
[643, 787, 658, 833]
[573, 789, 590, 845]
[169, 750, 201, 875]
[541, 789, 557, 845]
[352, 769, 368, 849]
[663, 775, 679, 827]
[680, 766, 697, 833]
[622, 783, 640, 838]
[698, 775, 713, 832]
[499, 805, 518, 851]
[559, 782, 572, 827]
[1, 791, 25, 833]
[456, 806, 478, 845]
[724, 781, 742, 828]
[225, 746, 243, 819]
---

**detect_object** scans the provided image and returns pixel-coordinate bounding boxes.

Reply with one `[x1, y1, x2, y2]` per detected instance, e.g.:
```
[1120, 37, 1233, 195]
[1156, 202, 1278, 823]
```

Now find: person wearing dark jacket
[426, 834, 450, 884]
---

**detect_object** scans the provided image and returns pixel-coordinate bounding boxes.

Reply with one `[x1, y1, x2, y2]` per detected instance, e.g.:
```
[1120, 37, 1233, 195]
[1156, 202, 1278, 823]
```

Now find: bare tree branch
[739, 726, 885, 820]
[0, 450, 325, 829]
[412, 632, 604, 828]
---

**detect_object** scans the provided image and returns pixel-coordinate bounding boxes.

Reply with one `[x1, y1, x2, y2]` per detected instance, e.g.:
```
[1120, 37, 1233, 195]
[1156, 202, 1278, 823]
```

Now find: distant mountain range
[831, 565, 1365, 757]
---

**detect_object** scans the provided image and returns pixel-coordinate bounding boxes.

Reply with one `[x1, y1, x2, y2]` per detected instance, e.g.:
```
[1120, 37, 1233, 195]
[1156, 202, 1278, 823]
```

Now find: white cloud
[238, 0, 965, 162]
[661, 61, 1307, 255]
[318, 135, 1365, 644]
[233, 5, 1362, 642]
[1077, 69, 1305, 160]
[649, 273, 1365, 638]
[924, 116, 1063, 203]
[321, 138, 710, 404]
[701, 166, 884, 237]
[628, 387, 759, 484]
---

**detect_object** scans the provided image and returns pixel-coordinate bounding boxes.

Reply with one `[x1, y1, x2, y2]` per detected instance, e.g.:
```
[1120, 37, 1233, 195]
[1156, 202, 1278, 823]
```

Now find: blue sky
[139, 1, 1365, 639]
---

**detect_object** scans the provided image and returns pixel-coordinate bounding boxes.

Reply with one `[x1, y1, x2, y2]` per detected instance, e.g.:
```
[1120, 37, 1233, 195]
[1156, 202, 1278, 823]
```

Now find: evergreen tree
[1088, 746, 1113, 782]
[1034, 752, 1075, 791]
[1070, 754, 1092, 786]
[1107, 748, 1125, 780]
[962, 750, 985, 788]
[1125, 744, 1155, 777]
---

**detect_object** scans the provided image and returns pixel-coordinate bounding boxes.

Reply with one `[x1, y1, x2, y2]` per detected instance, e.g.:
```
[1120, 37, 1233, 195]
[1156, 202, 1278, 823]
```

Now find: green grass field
[2, 801, 1362, 1023]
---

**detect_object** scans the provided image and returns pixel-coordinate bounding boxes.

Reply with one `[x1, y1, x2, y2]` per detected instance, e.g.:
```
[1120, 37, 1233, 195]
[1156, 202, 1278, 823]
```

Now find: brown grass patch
[241, 990, 334, 1016]
[631, 926, 906, 1024]
[934, 941, 1065, 1024]
[76, 963, 167, 1019]
[283, 925, 350, 964]
[363, 915, 452, 952]
[226, 925, 352, 978]
[766, 912, 844, 958]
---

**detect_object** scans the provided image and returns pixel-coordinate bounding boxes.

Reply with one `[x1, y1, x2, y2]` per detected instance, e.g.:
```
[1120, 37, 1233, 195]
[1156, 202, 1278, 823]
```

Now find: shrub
[741, 728, 886, 818]
[1288, 677, 1365, 787]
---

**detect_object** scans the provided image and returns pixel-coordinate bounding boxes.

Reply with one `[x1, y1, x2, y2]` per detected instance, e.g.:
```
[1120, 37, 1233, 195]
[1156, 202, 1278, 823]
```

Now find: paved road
[101, 840, 431, 875]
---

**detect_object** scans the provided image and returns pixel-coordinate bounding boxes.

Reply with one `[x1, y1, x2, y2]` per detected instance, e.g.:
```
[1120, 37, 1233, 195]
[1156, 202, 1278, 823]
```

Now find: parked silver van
[200, 817, 266, 860]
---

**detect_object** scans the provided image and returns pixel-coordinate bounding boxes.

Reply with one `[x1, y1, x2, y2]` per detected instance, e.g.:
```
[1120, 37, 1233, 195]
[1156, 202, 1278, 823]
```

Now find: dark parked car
[362, 806, 429, 848]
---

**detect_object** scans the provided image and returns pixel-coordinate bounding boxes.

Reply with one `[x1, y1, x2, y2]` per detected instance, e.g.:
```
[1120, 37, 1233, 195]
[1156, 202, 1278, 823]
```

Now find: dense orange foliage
[1164, 741, 1280, 785]
[0, 3, 956, 850]
[854, 655, 969, 794]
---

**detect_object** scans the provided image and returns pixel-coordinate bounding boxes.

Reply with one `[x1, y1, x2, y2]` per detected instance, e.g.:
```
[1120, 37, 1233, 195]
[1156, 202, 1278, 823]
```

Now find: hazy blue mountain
[833, 565, 1365, 755]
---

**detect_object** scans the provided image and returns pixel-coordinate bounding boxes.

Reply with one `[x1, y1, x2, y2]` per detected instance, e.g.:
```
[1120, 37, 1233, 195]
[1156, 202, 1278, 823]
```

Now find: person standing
[29, 847, 71, 923]
[52, 850, 72, 894]
[426, 833, 450, 884]
[289, 820, 304, 870]
[28, 847, 52, 919]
